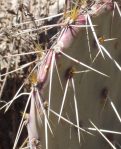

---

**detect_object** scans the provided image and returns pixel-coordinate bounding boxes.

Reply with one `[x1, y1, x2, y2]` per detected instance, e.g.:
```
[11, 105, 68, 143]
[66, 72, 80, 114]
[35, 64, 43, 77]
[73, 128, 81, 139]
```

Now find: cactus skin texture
[1, 0, 121, 149]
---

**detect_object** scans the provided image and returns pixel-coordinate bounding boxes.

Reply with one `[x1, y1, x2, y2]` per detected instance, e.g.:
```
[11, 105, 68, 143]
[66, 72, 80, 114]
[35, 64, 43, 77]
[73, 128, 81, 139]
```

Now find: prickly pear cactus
[1, 0, 121, 149]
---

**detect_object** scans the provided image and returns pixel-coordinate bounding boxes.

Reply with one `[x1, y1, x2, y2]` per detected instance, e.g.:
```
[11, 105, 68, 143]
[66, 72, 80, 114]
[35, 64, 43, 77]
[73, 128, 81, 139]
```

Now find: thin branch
[88, 127, 121, 135]
[3, 51, 44, 58]
[55, 60, 63, 91]
[13, 89, 33, 149]
[58, 79, 69, 122]
[85, 15, 92, 61]
[59, 50, 109, 77]
[90, 120, 116, 149]
[48, 52, 55, 116]
[0, 60, 38, 77]
[100, 45, 121, 71]
[36, 89, 53, 135]
[87, 14, 104, 58]
[45, 118, 48, 149]
[114, 2, 121, 17]
[50, 108, 93, 136]
[108, 97, 121, 123]
[72, 78, 80, 143]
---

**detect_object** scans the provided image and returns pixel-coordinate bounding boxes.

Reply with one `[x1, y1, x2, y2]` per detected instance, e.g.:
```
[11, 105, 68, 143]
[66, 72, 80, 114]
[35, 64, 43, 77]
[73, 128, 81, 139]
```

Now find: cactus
[1, 0, 121, 148]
